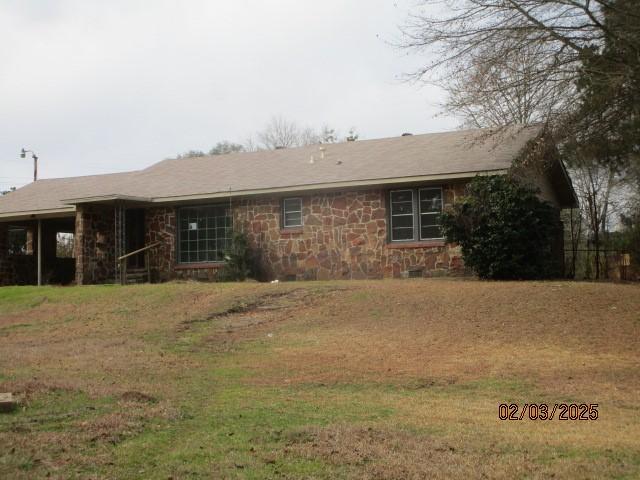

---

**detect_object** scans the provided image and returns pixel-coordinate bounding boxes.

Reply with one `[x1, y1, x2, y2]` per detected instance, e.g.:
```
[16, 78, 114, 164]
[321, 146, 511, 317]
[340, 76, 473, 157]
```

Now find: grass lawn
[0, 279, 639, 479]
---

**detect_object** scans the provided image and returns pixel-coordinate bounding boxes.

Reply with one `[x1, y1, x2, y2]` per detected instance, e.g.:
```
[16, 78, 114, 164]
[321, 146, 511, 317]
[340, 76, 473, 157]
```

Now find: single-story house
[0, 126, 577, 285]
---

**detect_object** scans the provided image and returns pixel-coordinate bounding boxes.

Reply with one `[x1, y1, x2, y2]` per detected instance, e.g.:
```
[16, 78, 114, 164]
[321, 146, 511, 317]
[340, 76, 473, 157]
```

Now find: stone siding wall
[73, 184, 468, 284]
[145, 206, 223, 281]
[382, 184, 468, 278]
[74, 205, 116, 284]
[234, 185, 467, 281]
[235, 190, 386, 280]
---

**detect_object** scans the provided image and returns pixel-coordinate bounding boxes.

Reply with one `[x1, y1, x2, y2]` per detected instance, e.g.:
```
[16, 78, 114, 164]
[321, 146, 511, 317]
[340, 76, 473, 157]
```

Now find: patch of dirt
[0, 380, 78, 404]
[120, 391, 157, 404]
[179, 288, 311, 328]
[183, 287, 347, 351]
[78, 409, 151, 445]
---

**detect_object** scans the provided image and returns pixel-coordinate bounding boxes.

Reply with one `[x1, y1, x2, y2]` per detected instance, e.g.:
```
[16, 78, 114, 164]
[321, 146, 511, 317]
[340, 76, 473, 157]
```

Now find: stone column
[74, 206, 87, 285]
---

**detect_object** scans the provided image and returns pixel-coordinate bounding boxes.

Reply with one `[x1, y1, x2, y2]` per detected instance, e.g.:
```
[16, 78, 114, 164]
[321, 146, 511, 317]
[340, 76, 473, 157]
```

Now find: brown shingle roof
[0, 127, 539, 218]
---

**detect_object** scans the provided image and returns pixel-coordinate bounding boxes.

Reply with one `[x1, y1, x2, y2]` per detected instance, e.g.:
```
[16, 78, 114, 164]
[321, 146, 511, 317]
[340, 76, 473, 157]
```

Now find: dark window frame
[389, 189, 415, 242]
[176, 204, 232, 264]
[282, 197, 303, 228]
[418, 187, 445, 241]
[388, 187, 444, 242]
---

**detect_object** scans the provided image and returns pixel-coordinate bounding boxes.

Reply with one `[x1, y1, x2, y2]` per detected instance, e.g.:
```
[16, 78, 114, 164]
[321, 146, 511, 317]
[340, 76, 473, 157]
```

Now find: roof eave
[148, 169, 508, 204]
[0, 207, 76, 222]
[61, 194, 153, 205]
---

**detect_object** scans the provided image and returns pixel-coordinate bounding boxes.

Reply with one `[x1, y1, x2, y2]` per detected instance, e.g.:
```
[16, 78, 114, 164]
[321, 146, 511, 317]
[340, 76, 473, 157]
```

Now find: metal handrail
[117, 242, 162, 262]
[118, 241, 162, 285]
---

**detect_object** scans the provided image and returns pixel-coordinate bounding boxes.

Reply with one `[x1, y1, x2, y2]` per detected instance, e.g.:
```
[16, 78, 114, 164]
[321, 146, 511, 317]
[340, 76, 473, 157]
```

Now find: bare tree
[442, 42, 572, 128]
[256, 116, 356, 150]
[258, 116, 304, 149]
[568, 158, 627, 279]
[563, 207, 583, 278]
[400, 0, 640, 137]
[173, 118, 360, 158]
[401, 1, 630, 81]
[299, 126, 321, 147]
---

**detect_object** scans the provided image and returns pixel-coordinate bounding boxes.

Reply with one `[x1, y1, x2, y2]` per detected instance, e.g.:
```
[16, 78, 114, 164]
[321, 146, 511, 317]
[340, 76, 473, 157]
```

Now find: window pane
[391, 201, 413, 215]
[420, 189, 442, 213]
[420, 212, 441, 226]
[419, 188, 442, 239]
[391, 190, 412, 203]
[392, 214, 413, 228]
[284, 211, 302, 227]
[178, 205, 231, 263]
[392, 227, 414, 241]
[421, 225, 443, 239]
[390, 190, 415, 241]
[283, 198, 302, 212]
[283, 198, 303, 228]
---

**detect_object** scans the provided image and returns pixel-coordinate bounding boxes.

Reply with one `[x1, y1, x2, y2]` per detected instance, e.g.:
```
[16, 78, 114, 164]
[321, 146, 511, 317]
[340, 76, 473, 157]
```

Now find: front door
[125, 209, 145, 268]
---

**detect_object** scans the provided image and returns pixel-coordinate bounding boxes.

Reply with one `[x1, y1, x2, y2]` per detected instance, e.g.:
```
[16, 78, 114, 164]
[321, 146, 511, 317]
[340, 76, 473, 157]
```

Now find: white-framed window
[419, 187, 444, 240]
[282, 197, 303, 228]
[178, 205, 232, 263]
[390, 189, 415, 241]
[389, 187, 444, 242]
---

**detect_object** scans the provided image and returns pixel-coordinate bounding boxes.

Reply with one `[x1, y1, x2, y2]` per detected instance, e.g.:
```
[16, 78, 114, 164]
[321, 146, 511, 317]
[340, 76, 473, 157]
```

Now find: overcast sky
[0, 0, 456, 190]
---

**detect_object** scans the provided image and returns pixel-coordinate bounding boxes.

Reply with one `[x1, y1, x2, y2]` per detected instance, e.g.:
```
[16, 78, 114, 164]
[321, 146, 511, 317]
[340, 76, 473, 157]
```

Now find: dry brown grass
[0, 280, 638, 479]
[247, 281, 639, 397]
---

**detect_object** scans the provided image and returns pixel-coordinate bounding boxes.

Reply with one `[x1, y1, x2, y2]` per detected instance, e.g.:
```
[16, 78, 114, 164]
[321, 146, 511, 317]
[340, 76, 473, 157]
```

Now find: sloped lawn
[0, 280, 638, 479]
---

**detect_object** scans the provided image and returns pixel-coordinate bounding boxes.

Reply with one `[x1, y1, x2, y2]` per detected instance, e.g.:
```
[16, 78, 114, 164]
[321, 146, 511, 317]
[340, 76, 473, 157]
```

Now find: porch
[0, 203, 162, 286]
[74, 202, 161, 285]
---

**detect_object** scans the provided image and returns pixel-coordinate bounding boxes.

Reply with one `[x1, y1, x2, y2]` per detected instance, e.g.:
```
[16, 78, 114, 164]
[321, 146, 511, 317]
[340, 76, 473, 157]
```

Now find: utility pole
[20, 148, 39, 182]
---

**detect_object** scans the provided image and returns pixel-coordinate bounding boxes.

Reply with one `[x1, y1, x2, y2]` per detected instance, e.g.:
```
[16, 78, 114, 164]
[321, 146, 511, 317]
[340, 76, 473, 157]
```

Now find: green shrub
[219, 231, 254, 282]
[441, 175, 561, 279]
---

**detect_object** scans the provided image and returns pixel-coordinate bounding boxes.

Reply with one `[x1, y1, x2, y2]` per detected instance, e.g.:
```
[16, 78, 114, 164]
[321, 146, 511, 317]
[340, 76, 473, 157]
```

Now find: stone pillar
[74, 205, 87, 285]
[145, 207, 177, 282]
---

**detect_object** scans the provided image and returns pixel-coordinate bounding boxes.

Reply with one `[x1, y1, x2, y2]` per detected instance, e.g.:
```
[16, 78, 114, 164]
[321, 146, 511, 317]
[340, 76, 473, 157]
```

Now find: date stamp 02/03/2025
[498, 403, 599, 421]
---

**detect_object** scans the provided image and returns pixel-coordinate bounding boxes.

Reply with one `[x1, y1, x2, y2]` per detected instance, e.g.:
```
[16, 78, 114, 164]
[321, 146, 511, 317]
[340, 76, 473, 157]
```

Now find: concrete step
[0, 393, 17, 413]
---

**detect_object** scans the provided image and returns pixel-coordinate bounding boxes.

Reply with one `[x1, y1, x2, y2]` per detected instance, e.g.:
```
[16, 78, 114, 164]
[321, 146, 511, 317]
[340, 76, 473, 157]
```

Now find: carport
[0, 211, 76, 286]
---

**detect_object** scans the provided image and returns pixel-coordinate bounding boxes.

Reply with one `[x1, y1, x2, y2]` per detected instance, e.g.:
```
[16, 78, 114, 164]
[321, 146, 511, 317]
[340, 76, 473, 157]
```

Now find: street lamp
[20, 148, 39, 182]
